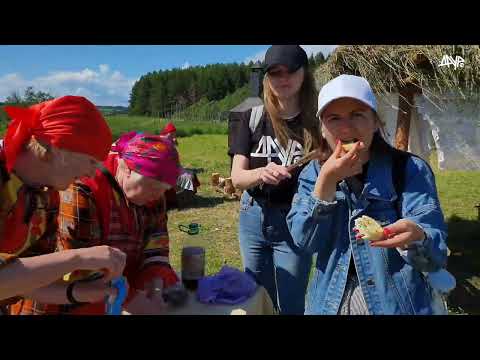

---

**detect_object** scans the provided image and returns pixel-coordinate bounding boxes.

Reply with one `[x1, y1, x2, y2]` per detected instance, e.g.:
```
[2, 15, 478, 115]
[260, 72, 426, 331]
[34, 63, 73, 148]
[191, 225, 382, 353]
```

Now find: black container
[181, 246, 205, 291]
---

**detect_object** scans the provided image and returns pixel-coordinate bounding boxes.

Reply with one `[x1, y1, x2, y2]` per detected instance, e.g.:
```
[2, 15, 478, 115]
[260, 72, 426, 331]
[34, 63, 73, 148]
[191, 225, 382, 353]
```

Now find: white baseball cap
[316, 74, 377, 118]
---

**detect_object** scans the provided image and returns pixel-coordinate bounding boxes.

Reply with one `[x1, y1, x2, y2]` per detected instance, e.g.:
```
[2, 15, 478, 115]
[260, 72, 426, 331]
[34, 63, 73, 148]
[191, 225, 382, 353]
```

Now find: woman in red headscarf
[0, 96, 127, 314]
[160, 121, 178, 145]
[12, 131, 183, 315]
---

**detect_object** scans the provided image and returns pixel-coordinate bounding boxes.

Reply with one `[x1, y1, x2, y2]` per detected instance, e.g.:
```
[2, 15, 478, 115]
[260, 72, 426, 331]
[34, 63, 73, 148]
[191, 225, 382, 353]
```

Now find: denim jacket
[286, 150, 448, 315]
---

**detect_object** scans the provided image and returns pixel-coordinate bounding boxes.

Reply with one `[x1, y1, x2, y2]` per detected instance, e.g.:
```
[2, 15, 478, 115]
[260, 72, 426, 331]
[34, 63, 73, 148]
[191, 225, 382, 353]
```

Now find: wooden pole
[394, 86, 415, 151]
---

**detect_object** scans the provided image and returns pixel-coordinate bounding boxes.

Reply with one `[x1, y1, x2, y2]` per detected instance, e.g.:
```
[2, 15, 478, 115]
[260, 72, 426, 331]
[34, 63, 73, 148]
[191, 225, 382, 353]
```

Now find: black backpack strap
[391, 149, 410, 219]
[391, 149, 435, 219]
[97, 163, 125, 200]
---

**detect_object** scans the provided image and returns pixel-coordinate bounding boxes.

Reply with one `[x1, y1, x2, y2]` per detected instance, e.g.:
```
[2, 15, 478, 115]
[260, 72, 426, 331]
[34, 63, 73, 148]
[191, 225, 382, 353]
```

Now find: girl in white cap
[287, 74, 452, 315]
[229, 45, 320, 314]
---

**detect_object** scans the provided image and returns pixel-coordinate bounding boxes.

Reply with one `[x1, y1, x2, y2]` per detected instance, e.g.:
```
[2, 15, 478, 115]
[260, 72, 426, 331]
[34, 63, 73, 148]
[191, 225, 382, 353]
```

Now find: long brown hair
[263, 68, 320, 153]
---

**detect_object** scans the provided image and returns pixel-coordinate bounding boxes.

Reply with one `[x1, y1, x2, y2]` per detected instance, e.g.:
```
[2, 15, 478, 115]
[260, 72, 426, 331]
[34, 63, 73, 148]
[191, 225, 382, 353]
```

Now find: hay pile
[315, 45, 480, 101]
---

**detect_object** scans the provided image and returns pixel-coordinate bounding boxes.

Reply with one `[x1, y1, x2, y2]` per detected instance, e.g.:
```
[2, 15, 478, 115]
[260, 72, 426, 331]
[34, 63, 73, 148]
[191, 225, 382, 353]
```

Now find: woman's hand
[313, 140, 365, 202]
[73, 246, 127, 282]
[73, 277, 128, 303]
[258, 162, 292, 185]
[319, 140, 365, 184]
[145, 278, 167, 312]
[123, 289, 167, 315]
[370, 219, 426, 249]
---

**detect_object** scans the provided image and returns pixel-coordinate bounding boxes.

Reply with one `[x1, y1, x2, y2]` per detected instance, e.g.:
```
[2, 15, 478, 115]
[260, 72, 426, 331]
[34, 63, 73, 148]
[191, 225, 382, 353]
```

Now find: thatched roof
[315, 45, 480, 101]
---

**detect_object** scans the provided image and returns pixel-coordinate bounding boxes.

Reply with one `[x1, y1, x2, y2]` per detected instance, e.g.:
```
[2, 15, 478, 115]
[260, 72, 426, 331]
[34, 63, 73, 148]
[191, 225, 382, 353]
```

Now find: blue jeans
[239, 191, 312, 315]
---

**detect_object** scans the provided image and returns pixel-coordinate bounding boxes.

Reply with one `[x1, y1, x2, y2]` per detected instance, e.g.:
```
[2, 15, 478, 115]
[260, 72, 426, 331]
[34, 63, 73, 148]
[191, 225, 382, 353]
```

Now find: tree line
[129, 53, 328, 117]
[129, 63, 251, 116]
[0, 86, 55, 123]
[4, 86, 54, 105]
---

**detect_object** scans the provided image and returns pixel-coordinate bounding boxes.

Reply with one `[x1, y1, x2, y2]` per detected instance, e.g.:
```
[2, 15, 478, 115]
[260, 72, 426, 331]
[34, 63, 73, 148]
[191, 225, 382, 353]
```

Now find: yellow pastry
[341, 140, 357, 152]
[354, 215, 385, 241]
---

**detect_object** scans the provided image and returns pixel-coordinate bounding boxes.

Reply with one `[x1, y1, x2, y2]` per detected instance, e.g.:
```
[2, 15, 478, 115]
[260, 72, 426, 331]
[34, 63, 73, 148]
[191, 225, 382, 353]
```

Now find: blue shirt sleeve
[286, 160, 339, 254]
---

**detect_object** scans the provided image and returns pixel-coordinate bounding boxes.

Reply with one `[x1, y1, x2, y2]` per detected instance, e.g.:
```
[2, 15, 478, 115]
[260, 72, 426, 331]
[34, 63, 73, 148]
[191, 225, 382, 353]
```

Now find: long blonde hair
[263, 68, 320, 153]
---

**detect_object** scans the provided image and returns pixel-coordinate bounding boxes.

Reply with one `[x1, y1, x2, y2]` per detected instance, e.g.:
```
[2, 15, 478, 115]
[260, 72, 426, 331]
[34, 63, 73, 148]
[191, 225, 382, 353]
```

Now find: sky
[0, 45, 337, 107]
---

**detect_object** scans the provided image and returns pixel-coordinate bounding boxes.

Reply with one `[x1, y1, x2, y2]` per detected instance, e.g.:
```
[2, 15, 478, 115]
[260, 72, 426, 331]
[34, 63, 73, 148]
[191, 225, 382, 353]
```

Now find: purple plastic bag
[197, 266, 257, 305]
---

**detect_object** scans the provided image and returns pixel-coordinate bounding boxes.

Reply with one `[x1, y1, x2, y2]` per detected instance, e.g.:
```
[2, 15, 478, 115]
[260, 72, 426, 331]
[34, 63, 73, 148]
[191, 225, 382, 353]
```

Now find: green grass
[0, 114, 229, 140]
[429, 156, 480, 314]
[167, 134, 241, 273]
[0, 119, 7, 135]
[105, 115, 228, 140]
[169, 136, 480, 314]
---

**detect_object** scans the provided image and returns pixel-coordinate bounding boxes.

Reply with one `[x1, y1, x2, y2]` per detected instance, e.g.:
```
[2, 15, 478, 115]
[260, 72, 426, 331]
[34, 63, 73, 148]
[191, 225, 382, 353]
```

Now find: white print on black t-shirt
[251, 136, 304, 166]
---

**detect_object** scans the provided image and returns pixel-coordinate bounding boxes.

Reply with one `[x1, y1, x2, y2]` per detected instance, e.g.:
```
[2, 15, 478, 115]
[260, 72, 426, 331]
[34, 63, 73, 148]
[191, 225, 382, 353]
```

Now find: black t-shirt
[228, 108, 306, 205]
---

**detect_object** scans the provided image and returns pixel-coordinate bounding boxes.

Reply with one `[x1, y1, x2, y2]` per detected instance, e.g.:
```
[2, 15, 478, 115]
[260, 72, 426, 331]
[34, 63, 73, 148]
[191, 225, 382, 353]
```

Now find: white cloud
[73, 87, 99, 98]
[244, 45, 338, 64]
[0, 65, 137, 106]
[181, 61, 191, 70]
[99, 64, 110, 74]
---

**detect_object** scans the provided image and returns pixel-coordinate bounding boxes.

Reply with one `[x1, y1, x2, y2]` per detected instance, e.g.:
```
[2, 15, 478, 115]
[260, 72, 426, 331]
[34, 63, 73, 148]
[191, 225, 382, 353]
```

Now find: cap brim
[265, 62, 302, 74]
[317, 96, 376, 119]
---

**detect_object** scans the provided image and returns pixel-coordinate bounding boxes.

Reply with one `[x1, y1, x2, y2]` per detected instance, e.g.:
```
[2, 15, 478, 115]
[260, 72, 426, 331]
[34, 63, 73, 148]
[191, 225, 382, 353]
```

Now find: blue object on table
[197, 266, 257, 305]
[106, 276, 128, 315]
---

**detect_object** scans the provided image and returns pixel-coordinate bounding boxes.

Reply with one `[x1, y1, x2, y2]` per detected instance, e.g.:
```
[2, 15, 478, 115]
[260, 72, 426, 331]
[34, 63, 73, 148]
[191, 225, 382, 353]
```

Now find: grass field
[0, 115, 229, 140]
[106, 115, 228, 140]
[167, 133, 480, 315]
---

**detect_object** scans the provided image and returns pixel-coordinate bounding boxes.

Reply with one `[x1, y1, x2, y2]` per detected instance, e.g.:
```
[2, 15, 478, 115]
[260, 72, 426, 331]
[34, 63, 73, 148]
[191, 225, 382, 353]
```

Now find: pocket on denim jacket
[390, 262, 432, 315]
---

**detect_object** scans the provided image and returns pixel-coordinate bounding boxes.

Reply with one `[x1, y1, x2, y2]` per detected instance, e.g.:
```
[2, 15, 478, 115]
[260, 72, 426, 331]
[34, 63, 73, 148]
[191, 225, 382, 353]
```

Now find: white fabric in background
[177, 171, 196, 192]
[409, 103, 435, 162]
[376, 93, 433, 163]
[415, 94, 480, 171]
[376, 93, 399, 145]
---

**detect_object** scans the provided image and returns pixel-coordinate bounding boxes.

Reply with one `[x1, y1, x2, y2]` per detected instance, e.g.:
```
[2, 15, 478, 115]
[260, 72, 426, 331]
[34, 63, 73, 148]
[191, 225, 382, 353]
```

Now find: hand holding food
[353, 215, 391, 241]
[319, 140, 365, 184]
[354, 216, 426, 249]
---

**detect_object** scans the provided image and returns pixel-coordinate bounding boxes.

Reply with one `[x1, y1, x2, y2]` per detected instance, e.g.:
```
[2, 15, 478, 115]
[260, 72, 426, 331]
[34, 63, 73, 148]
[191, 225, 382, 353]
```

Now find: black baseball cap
[263, 45, 309, 73]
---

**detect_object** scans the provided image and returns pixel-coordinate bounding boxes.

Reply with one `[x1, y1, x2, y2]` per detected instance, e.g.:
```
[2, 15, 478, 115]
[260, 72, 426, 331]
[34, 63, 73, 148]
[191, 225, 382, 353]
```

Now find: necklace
[281, 111, 301, 120]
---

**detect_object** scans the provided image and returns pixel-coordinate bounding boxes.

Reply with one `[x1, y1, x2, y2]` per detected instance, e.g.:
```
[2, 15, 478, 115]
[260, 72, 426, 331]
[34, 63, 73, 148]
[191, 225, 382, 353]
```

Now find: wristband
[66, 281, 88, 305]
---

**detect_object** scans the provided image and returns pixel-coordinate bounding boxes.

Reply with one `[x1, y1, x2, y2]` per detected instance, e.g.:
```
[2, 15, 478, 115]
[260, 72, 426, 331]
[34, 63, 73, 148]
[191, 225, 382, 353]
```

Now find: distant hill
[172, 85, 250, 122]
[129, 63, 250, 116]
[97, 106, 129, 116]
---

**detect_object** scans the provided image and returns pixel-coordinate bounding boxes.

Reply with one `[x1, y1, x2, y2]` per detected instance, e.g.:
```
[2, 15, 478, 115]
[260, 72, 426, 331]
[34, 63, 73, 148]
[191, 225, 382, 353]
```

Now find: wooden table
[122, 285, 276, 315]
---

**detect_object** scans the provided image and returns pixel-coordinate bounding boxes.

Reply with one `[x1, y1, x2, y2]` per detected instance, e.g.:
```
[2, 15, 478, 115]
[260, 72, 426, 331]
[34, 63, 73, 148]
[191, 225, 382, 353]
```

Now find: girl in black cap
[229, 45, 320, 314]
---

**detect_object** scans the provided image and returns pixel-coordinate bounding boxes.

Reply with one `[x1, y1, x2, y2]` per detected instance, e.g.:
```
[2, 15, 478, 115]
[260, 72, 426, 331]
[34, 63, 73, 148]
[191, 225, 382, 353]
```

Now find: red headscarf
[3, 96, 112, 172]
[160, 122, 177, 136]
